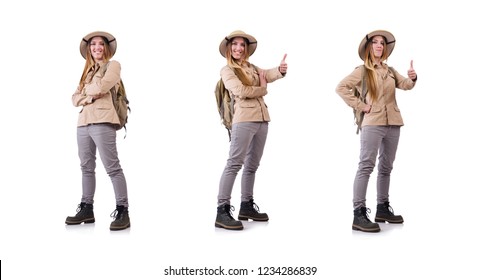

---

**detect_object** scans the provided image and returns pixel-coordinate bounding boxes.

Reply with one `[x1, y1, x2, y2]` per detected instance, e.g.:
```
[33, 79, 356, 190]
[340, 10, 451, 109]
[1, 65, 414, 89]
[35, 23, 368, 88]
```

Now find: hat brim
[80, 31, 117, 59]
[219, 32, 257, 58]
[358, 30, 395, 61]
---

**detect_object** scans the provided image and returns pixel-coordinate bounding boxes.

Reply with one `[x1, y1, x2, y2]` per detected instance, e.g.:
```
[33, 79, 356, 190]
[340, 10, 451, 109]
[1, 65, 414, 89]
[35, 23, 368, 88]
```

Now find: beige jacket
[336, 63, 416, 127]
[72, 60, 121, 127]
[221, 63, 284, 124]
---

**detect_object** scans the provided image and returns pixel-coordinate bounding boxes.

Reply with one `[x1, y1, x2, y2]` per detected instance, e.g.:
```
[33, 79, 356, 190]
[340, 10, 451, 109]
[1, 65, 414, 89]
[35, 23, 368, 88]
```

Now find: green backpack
[215, 77, 234, 141]
[353, 65, 395, 134]
[111, 79, 130, 132]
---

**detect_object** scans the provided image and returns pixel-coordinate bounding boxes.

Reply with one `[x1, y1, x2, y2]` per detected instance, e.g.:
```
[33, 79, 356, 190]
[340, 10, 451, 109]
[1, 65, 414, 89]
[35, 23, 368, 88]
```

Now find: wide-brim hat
[219, 30, 257, 58]
[80, 31, 117, 59]
[358, 30, 395, 61]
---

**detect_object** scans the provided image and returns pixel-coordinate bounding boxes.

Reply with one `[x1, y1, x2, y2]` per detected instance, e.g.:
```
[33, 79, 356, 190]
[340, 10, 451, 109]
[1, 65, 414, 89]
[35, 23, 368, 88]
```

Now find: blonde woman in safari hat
[336, 30, 417, 233]
[66, 31, 130, 231]
[215, 30, 288, 230]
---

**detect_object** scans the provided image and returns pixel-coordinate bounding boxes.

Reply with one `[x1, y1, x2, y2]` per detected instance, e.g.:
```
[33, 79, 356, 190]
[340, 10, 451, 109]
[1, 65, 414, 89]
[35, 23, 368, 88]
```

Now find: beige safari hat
[219, 30, 257, 58]
[79, 31, 117, 59]
[358, 30, 395, 61]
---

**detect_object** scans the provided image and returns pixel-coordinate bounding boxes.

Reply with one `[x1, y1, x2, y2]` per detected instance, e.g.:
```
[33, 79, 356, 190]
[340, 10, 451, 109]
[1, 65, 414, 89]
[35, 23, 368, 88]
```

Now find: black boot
[215, 204, 243, 230]
[238, 199, 269, 221]
[110, 205, 130, 231]
[353, 207, 380, 233]
[65, 202, 95, 225]
[375, 202, 404, 223]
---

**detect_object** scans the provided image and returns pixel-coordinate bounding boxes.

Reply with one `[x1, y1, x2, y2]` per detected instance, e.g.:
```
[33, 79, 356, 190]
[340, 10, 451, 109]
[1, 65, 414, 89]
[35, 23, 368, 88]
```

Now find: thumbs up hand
[407, 60, 417, 81]
[279, 53, 288, 74]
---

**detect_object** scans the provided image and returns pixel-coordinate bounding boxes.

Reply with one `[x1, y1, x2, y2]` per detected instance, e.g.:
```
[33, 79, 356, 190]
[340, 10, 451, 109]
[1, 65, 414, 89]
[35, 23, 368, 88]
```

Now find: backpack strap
[356, 65, 367, 134]
[227, 89, 234, 141]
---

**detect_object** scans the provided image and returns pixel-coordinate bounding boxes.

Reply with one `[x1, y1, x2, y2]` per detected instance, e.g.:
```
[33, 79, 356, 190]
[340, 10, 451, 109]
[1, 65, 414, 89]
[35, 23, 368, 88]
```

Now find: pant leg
[89, 124, 129, 207]
[217, 122, 258, 206]
[376, 126, 400, 204]
[241, 122, 268, 202]
[353, 126, 386, 209]
[77, 126, 97, 204]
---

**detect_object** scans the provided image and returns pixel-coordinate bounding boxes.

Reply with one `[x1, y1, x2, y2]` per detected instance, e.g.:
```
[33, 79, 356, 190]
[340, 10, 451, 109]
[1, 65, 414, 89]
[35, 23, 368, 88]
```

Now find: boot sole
[215, 222, 243, 230]
[65, 218, 95, 225]
[238, 215, 269, 222]
[375, 217, 404, 224]
[110, 222, 131, 231]
[352, 225, 380, 233]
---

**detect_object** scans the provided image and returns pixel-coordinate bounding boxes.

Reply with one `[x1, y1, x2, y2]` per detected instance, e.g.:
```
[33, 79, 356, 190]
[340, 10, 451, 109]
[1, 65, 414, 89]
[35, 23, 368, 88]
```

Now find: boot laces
[384, 202, 395, 214]
[227, 205, 236, 218]
[110, 206, 127, 219]
[110, 209, 118, 219]
[251, 201, 260, 213]
[76, 203, 84, 213]
[110, 208, 125, 220]
[360, 207, 373, 222]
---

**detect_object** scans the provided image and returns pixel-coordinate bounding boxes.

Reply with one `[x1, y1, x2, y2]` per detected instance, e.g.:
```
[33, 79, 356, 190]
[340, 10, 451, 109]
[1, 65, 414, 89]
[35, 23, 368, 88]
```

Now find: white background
[1, 0, 478, 279]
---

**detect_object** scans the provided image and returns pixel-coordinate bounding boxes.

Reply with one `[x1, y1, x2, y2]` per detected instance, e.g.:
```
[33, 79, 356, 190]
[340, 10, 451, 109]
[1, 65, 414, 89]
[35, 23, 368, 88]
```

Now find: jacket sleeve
[72, 85, 93, 107]
[84, 60, 121, 97]
[256, 65, 284, 83]
[221, 66, 267, 99]
[390, 67, 416, 90]
[335, 66, 369, 112]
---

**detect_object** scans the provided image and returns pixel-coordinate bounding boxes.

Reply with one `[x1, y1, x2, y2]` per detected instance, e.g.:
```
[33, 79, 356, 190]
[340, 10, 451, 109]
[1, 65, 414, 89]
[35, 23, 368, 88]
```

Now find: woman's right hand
[91, 92, 106, 101]
[363, 104, 372, 113]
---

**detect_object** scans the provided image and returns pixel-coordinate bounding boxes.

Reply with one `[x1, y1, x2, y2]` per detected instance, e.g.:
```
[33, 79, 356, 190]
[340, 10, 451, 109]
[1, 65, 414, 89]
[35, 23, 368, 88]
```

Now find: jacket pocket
[370, 105, 381, 113]
[93, 95, 113, 109]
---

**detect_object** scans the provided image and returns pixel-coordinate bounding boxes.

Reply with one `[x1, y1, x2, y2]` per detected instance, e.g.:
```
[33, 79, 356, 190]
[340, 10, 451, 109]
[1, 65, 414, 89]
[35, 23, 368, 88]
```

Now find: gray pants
[77, 123, 129, 207]
[353, 125, 400, 209]
[217, 122, 268, 206]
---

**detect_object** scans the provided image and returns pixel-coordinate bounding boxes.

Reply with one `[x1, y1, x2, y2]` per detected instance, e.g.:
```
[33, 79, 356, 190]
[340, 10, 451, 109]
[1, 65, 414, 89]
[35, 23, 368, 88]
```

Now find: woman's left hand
[279, 53, 288, 74]
[407, 60, 417, 81]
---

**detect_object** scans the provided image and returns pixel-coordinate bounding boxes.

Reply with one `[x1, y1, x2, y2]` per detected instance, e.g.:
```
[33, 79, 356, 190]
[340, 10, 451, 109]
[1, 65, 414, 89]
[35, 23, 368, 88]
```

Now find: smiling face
[370, 35, 385, 60]
[89, 36, 106, 62]
[230, 37, 247, 61]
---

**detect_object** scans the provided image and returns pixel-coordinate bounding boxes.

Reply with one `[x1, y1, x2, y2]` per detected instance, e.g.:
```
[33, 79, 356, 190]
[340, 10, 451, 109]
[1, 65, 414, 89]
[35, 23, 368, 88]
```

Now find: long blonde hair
[224, 39, 253, 86]
[78, 36, 114, 89]
[363, 36, 389, 101]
